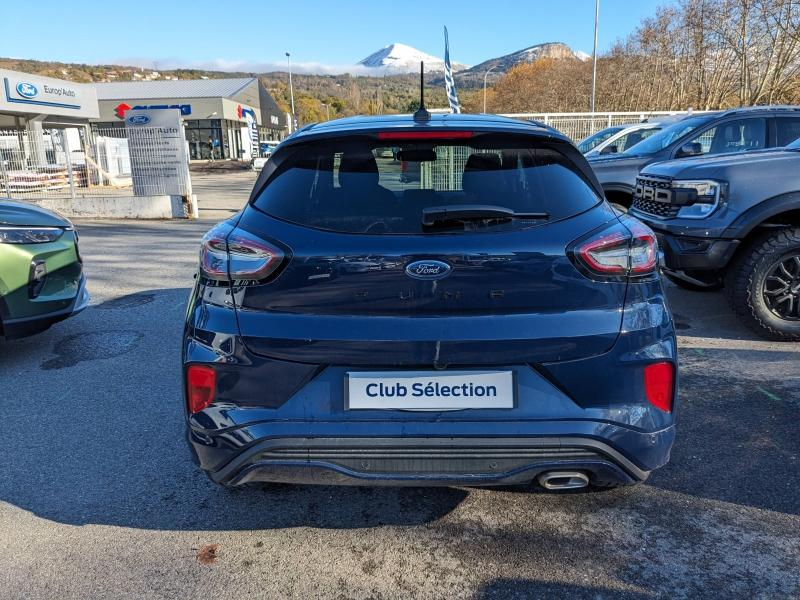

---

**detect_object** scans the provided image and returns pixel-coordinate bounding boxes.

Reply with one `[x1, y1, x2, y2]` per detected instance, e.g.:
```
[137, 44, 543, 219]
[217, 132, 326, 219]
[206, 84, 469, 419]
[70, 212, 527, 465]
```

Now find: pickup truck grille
[632, 176, 680, 219]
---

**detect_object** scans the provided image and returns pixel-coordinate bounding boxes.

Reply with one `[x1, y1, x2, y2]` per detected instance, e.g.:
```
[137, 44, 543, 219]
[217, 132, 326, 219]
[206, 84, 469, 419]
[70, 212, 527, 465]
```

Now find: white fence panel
[0, 125, 191, 205]
[500, 111, 708, 141]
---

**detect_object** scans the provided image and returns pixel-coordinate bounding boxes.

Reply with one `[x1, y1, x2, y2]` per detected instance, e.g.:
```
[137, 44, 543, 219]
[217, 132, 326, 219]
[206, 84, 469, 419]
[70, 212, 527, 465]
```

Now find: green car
[0, 199, 89, 339]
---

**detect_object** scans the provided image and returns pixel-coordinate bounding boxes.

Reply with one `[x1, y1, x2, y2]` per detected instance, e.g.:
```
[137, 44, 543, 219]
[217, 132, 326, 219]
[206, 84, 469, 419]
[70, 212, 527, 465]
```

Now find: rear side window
[776, 117, 800, 146]
[252, 136, 601, 234]
[577, 126, 623, 153]
[685, 117, 766, 155]
[620, 127, 660, 151]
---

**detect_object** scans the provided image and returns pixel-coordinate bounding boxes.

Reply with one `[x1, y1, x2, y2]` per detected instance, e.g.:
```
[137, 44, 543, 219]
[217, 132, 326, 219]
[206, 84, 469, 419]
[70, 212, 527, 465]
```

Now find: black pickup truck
[589, 106, 800, 209]
[629, 137, 800, 341]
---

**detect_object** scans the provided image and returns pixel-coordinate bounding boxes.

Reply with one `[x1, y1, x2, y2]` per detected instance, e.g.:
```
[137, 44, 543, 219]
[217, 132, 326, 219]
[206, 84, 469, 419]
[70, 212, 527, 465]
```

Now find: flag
[443, 26, 461, 114]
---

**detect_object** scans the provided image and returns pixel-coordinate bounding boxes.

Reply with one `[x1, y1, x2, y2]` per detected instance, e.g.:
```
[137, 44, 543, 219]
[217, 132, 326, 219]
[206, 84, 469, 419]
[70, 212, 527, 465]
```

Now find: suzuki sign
[114, 102, 192, 120]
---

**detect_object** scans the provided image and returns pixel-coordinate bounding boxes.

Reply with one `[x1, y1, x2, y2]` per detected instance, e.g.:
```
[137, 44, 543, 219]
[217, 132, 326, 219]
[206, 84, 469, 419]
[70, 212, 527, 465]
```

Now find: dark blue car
[183, 114, 677, 491]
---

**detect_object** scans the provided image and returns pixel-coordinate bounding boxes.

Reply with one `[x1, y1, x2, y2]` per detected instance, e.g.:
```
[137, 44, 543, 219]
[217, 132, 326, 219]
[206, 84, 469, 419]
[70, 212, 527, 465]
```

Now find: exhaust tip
[537, 471, 590, 491]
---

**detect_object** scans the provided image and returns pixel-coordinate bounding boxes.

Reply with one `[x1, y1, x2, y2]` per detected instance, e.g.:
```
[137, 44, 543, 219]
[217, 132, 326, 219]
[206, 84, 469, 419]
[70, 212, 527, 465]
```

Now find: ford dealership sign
[126, 115, 151, 125]
[1, 69, 99, 118]
[15, 82, 37, 98]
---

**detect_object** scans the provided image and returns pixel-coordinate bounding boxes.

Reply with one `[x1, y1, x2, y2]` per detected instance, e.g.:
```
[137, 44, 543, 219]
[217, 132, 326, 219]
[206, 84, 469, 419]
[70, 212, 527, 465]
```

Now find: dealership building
[93, 78, 288, 160]
[1, 68, 99, 128]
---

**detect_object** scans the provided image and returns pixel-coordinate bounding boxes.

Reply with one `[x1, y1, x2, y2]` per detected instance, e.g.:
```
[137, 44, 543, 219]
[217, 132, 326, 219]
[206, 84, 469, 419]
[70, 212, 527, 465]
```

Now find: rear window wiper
[422, 205, 549, 227]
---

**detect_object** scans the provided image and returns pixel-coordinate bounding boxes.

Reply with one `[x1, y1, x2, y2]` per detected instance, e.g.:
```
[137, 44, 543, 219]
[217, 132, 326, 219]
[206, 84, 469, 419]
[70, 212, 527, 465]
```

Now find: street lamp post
[286, 52, 296, 130]
[590, 0, 600, 113]
[483, 66, 497, 114]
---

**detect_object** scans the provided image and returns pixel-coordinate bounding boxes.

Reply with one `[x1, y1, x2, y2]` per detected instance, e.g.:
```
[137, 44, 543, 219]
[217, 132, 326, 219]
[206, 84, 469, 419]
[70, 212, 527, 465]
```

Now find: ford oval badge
[405, 260, 452, 280]
[16, 82, 38, 98]
[127, 115, 151, 125]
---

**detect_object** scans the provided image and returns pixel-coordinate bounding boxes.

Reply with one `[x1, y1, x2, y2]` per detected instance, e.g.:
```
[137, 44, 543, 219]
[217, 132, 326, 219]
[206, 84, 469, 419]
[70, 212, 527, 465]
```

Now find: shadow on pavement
[473, 579, 650, 600]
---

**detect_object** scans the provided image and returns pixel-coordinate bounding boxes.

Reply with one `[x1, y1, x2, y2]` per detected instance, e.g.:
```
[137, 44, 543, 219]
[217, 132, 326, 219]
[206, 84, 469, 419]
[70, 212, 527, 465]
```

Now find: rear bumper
[1, 275, 89, 339]
[190, 422, 674, 488]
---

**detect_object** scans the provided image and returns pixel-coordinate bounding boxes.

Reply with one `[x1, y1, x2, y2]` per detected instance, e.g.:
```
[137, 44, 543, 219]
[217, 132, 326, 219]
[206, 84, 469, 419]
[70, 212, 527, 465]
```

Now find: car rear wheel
[604, 190, 632, 213]
[725, 228, 800, 341]
[664, 271, 723, 292]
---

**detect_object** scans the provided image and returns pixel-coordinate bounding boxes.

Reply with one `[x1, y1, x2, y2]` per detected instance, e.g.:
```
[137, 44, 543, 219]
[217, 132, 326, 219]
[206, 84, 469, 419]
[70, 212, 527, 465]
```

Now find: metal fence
[500, 111, 706, 141]
[0, 125, 190, 201]
[412, 111, 711, 188]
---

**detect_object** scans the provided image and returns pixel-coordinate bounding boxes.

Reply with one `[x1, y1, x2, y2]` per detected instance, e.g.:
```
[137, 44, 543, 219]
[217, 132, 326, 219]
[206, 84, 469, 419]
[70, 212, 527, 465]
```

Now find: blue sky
[0, 0, 666, 73]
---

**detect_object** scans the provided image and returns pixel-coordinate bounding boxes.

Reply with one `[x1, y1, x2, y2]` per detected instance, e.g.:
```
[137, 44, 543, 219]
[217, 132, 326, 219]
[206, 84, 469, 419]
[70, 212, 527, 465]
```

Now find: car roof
[619, 122, 662, 130]
[284, 113, 569, 143]
[717, 105, 800, 117]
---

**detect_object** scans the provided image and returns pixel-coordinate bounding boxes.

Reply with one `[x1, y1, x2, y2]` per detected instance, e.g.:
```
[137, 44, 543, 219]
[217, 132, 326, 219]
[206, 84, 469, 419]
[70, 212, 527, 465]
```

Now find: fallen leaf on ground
[196, 544, 220, 565]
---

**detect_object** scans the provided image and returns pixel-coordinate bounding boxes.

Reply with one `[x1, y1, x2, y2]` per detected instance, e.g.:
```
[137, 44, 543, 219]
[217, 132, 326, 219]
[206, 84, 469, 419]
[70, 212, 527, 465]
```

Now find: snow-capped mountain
[357, 43, 468, 73]
[575, 50, 592, 61]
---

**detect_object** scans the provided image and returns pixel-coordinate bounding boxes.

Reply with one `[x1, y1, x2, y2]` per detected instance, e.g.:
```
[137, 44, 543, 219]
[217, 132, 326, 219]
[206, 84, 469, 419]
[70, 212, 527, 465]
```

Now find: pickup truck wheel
[664, 271, 723, 292]
[725, 228, 800, 341]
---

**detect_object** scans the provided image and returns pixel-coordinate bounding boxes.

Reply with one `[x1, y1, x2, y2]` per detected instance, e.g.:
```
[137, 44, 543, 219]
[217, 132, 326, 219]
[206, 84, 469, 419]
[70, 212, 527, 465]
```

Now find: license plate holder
[346, 370, 515, 410]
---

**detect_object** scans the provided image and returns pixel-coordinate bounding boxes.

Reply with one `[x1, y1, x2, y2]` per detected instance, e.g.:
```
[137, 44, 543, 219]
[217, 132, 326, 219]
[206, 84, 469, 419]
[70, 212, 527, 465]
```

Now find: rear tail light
[644, 362, 674, 412]
[571, 216, 658, 278]
[186, 364, 216, 413]
[199, 223, 285, 282]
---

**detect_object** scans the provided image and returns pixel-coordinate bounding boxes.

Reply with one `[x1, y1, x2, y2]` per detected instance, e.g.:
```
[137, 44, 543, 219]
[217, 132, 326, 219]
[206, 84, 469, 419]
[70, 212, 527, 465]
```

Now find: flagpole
[443, 25, 461, 114]
[590, 0, 599, 113]
[483, 66, 497, 113]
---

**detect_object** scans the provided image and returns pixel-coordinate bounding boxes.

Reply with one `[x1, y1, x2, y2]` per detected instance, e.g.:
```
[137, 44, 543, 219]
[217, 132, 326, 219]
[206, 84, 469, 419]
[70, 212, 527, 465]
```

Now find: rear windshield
[251, 136, 601, 234]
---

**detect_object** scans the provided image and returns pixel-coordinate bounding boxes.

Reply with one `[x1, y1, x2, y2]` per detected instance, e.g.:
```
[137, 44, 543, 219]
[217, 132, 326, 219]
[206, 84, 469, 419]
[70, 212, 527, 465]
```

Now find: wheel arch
[602, 183, 635, 208]
[724, 192, 800, 240]
[720, 193, 800, 267]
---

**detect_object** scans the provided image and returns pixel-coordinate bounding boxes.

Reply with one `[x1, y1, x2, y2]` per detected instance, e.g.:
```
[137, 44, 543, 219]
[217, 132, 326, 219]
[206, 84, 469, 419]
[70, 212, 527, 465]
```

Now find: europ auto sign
[114, 102, 192, 119]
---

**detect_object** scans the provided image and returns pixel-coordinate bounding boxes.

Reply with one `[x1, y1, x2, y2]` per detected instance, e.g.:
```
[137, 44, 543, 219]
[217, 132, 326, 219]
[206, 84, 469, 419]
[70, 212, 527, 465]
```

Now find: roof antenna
[414, 61, 430, 122]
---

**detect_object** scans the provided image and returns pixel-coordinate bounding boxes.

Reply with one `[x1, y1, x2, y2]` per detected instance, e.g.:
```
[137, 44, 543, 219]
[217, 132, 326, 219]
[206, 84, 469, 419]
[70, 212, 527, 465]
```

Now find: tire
[725, 228, 800, 341]
[604, 190, 632, 211]
[664, 271, 723, 292]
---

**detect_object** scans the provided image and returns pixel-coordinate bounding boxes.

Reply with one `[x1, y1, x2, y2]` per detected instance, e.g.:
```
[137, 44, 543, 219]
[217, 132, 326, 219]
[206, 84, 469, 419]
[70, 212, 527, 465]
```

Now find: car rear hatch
[209, 129, 633, 367]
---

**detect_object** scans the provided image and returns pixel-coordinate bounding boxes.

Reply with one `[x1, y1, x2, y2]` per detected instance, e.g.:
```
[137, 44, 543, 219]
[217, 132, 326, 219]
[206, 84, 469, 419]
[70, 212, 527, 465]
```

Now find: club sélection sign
[124, 108, 191, 196]
[347, 370, 515, 410]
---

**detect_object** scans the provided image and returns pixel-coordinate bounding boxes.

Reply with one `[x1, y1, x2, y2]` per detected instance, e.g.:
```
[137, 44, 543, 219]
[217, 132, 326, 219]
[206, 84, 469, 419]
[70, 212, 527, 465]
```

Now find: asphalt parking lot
[1, 173, 799, 599]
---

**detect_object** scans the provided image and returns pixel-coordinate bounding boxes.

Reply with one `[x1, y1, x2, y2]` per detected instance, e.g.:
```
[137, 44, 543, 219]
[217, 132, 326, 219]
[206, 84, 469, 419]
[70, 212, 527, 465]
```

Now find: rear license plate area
[346, 370, 514, 410]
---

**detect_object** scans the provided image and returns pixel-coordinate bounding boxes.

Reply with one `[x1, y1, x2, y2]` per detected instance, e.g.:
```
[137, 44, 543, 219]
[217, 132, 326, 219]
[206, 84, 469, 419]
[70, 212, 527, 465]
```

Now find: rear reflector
[186, 364, 216, 414]
[644, 362, 674, 412]
[377, 131, 474, 140]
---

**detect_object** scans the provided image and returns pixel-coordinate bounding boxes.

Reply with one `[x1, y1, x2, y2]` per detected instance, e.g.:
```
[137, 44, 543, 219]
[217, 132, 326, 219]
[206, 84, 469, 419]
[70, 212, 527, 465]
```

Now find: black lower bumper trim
[655, 232, 739, 271]
[210, 437, 649, 487]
